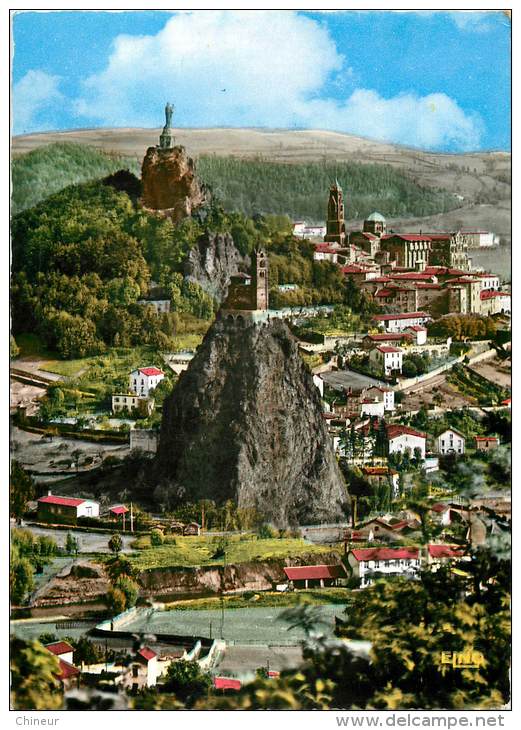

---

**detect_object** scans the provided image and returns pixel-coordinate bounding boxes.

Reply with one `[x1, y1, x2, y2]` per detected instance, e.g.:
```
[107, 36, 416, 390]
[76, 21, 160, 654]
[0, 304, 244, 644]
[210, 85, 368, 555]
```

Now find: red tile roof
[386, 424, 426, 440]
[46, 641, 74, 656]
[214, 677, 242, 691]
[416, 283, 442, 290]
[341, 265, 365, 274]
[405, 325, 427, 331]
[137, 647, 157, 661]
[480, 290, 510, 300]
[374, 312, 429, 321]
[283, 564, 347, 581]
[376, 345, 402, 353]
[56, 658, 80, 681]
[390, 272, 435, 280]
[38, 495, 85, 507]
[351, 547, 419, 562]
[110, 505, 129, 515]
[428, 544, 465, 559]
[366, 333, 410, 342]
[475, 436, 499, 442]
[381, 234, 432, 242]
[139, 367, 164, 377]
[431, 503, 450, 513]
[362, 467, 398, 476]
[375, 288, 396, 298]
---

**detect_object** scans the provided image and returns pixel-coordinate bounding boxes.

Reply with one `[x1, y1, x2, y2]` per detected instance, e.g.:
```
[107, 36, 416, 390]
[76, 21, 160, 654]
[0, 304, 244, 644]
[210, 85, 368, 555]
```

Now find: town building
[349, 231, 381, 258]
[324, 181, 346, 247]
[129, 367, 165, 397]
[373, 312, 431, 333]
[436, 428, 466, 456]
[128, 647, 158, 690]
[222, 249, 269, 312]
[347, 547, 421, 587]
[112, 393, 154, 416]
[362, 333, 412, 350]
[363, 211, 387, 237]
[427, 544, 467, 571]
[369, 345, 403, 376]
[37, 493, 100, 522]
[403, 325, 428, 345]
[475, 436, 500, 452]
[386, 425, 427, 459]
[46, 641, 75, 666]
[137, 298, 171, 315]
[461, 230, 499, 248]
[313, 243, 340, 263]
[361, 466, 400, 496]
[479, 290, 511, 315]
[380, 234, 432, 270]
[283, 564, 347, 589]
[427, 232, 471, 271]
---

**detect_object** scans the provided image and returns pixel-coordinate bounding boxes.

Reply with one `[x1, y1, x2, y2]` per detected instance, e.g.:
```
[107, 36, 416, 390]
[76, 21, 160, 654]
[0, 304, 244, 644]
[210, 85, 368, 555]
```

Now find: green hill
[12, 142, 460, 221]
[11, 143, 140, 215]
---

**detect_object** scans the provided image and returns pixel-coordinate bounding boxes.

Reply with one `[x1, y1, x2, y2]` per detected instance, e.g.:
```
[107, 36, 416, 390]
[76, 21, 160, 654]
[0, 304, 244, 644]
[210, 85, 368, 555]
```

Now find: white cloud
[300, 90, 483, 152]
[450, 11, 495, 33]
[72, 10, 482, 151]
[13, 70, 64, 134]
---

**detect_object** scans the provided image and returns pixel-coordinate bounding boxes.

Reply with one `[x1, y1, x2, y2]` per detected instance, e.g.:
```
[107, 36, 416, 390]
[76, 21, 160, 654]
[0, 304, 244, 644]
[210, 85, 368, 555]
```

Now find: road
[17, 524, 136, 554]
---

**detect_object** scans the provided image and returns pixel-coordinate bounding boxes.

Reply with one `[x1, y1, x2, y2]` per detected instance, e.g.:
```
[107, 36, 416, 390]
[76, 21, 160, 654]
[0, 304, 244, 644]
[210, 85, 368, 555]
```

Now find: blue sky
[11, 10, 511, 152]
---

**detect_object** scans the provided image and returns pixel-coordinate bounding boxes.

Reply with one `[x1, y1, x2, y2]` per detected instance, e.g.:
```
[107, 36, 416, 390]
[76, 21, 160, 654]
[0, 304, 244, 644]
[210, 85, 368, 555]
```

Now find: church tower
[324, 181, 346, 247]
[252, 249, 269, 310]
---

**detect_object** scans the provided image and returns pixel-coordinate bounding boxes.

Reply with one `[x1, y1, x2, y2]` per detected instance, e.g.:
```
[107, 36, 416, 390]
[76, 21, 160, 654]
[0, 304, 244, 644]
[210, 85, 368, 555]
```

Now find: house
[109, 505, 129, 527]
[112, 393, 154, 416]
[137, 298, 171, 315]
[460, 230, 498, 248]
[347, 547, 421, 587]
[37, 493, 100, 522]
[283, 564, 347, 589]
[436, 428, 465, 456]
[369, 345, 403, 376]
[386, 425, 427, 459]
[46, 641, 74, 665]
[475, 436, 500, 452]
[129, 367, 165, 397]
[364, 386, 395, 412]
[403, 325, 427, 346]
[131, 647, 158, 689]
[373, 312, 431, 333]
[313, 243, 340, 263]
[360, 398, 385, 418]
[479, 290, 511, 316]
[362, 333, 412, 350]
[46, 642, 80, 690]
[429, 503, 452, 526]
[501, 398, 511, 409]
[361, 467, 400, 496]
[427, 544, 467, 571]
[214, 677, 242, 691]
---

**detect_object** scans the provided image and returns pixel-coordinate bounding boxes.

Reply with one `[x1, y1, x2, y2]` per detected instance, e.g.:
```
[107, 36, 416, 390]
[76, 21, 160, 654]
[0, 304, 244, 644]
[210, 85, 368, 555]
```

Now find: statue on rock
[141, 103, 206, 221]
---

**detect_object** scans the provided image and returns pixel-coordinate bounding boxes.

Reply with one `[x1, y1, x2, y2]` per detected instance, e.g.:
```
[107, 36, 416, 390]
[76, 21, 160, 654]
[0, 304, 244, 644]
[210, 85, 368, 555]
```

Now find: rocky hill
[141, 144, 206, 221]
[184, 231, 250, 301]
[155, 315, 348, 526]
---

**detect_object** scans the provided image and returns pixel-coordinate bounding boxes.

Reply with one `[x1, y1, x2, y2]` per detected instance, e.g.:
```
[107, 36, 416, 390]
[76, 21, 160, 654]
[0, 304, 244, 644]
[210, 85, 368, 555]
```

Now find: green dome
[367, 211, 386, 222]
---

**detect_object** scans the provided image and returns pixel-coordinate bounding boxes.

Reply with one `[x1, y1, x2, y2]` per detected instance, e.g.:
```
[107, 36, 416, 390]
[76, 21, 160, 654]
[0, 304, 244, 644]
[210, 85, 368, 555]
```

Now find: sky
[11, 9, 511, 152]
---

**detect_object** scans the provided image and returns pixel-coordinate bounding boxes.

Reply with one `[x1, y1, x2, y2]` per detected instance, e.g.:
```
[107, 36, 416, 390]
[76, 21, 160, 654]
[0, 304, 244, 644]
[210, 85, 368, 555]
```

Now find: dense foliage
[198, 155, 460, 221]
[12, 143, 459, 222]
[11, 143, 140, 215]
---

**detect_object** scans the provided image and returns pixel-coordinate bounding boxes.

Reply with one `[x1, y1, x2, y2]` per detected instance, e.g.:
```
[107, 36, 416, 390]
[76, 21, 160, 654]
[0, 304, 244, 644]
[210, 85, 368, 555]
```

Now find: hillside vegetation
[11, 143, 140, 215]
[12, 142, 459, 221]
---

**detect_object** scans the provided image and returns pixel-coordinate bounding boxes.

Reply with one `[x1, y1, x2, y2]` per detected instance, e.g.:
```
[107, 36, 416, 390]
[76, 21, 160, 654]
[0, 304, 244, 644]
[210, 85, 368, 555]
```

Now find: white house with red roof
[475, 436, 500, 452]
[427, 544, 467, 570]
[46, 640, 74, 665]
[313, 243, 340, 262]
[386, 425, 427, 459]
[436, 428, 465, 456]
[369, 345, 403, 376]
[37, 492, 99, 521]
[347, 547, 421, 587]
[364, 385, 395, 412]
[373, 312, 431, 333]
[403, 324, 427, 345]
[129, 366, 165, 397]
[283, 564, 347, 589]
[45, 641, 80, 689]
[479, 290, 511, 316]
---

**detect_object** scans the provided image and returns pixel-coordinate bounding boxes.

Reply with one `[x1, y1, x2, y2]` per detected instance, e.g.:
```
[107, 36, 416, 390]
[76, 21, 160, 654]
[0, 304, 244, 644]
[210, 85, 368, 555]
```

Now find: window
[374, 561, 380, 568]
[132, 666, 139, 678]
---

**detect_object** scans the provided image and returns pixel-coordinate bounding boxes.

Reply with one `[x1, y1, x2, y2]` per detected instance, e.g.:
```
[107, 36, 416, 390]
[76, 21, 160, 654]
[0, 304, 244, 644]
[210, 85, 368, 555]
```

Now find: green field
[164, 588, 348, 612]
[129, 535, 335, 571]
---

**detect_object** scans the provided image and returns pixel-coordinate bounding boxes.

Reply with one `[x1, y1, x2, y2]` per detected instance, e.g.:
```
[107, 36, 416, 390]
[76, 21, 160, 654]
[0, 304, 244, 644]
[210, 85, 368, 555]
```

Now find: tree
[105, 586, 126, 615]
[150, 528, 164, 546]
[163, 660, 212, 707]
[65, 532, 78, 556]
[106, 556, 136, 583]
[108, 533, 123, 554]
[10, 461, 35, 523]
[10, 333, 20, 359]
[10, 637, 63, 710]
[114, 576, 139, 608]
[10, 556, 35, 604]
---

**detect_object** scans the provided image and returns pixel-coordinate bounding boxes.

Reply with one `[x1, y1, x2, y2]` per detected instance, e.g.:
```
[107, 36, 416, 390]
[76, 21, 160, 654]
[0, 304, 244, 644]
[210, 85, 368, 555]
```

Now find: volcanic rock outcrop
[184, 231, 250, 302]
[141, 145, 206, 222]
[155, 316, 349, 526]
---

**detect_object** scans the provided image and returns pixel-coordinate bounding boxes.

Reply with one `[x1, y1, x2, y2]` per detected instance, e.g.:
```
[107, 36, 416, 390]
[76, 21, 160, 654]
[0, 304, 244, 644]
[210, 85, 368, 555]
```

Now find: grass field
[129, 534, 335, 570]
[163, 588, 348, 612]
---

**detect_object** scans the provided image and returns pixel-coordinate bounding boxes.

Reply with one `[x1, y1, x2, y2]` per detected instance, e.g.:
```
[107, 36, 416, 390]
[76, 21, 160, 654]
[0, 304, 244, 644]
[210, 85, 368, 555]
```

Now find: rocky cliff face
[155, 316, 348, 526]
[184, 231, 250, 302]
[141, 145, 206, 221]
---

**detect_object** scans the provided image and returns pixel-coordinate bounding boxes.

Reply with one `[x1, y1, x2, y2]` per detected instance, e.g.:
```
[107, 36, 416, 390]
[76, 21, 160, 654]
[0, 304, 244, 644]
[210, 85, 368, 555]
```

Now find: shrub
[150, 529, 164, 546]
